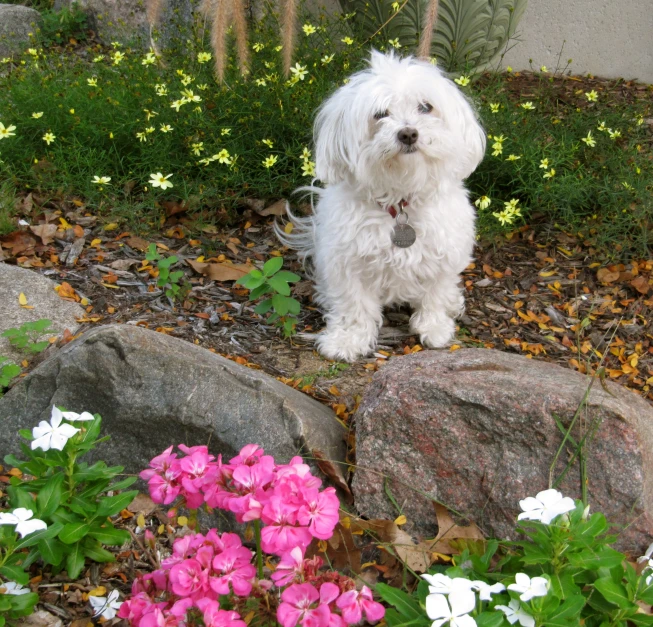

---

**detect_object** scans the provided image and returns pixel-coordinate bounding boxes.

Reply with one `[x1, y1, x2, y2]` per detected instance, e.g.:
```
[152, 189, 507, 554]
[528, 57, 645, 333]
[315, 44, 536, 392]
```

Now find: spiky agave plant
[342, 0, 528, 73]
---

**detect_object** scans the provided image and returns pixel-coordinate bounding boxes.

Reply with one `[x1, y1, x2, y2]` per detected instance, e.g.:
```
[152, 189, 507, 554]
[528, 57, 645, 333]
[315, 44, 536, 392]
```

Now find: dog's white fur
[277, 51, 485, 361]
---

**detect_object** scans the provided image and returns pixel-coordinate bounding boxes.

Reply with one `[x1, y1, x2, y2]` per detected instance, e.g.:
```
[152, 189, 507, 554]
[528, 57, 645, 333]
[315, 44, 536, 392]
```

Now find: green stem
[253, 519, 264, 580]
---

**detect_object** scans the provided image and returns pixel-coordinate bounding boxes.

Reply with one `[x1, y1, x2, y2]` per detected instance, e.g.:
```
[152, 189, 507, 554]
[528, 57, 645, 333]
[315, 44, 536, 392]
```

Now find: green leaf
[14, 522, 64, 550]
[88, 525, 130, 545]
[249, 283, 272, 300]
[267, 275, 291, 296]
[0, 564, 29, 586]
[272, 292, 290, 315]
[543, 594, 586, 625]
[254, 298, 274, 314]
[66, 543, 85, 579]
[36, 472, 65, 518]
[263, 256, 283, 277]
[567, 546, 625, 570]
[6, 592, 39, 617]
[107, 476, 137, 492]
[475, 612, 505, 627]
[59, 522, 91, 544]
[286, 297, 301, 315]
[375, 583, 423, 621]
[95, 490, 138, 518]
[274, 270, 301, 283]
[28, 319, 53, 332]
[82, 541, 115, 562]
[38, 537, 65, 566]
[630, 615, 653, 626]
[593, 578, 634, 609]
[550, 571, 579, 599]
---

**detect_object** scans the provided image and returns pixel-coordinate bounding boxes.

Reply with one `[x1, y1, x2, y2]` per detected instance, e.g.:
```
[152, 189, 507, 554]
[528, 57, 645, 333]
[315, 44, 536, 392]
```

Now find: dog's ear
[449, 87, 486, 179]
[314, 85, 359, 184]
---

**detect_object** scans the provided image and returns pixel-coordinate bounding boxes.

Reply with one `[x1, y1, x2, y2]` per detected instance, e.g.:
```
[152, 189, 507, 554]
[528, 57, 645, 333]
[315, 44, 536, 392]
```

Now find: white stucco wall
[502, 0, 653, 83]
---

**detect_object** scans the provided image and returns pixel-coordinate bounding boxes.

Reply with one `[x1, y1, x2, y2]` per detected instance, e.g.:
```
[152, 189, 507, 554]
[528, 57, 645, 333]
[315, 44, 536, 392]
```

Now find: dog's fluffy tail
[273, 186, 321, 268]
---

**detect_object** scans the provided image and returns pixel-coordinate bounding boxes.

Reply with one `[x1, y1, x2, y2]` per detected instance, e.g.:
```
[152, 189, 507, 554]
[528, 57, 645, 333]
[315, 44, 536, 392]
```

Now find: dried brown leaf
[187, 259, 251, 281]
[29, 224, 58, 245]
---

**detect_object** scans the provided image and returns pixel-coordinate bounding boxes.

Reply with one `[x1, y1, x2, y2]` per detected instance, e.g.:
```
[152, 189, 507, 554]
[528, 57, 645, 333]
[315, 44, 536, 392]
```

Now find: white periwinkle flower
[55, 406, 94, 422]
[0, 581, 30, 595]
[637, 542, 653, 563]
[518, 489, 575, 524]
[0, 508, 47, 538]
[472, 580, 506, 601]
[31, 409, 80, 451]
[426, 591, 476, 627]
[89, 589, 122, 619]
[422, 574, 476, 608]
[495, 599, 535, 627]
[508, 573, 549, 601]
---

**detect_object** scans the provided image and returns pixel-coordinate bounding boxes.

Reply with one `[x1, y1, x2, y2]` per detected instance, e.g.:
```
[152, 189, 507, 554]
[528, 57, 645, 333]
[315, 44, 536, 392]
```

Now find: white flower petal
[50, 411, 63, 429]
[15, 518, 47, 538]
[0, 512, 20, 525]
[32, 421, 52, 439]
[518, 497, 542, 513]
[529, 577, 549, 597]
[540, 497, 575, 524]
[454, 615, 477, 627]
[31, 433, 52, 451]
[1, 581, 30, 595]
[13, 509, 34, 522]
[536, 489, 564, 507]
[426, 594, 452, 620]
[423, 573, 453, 593]
[448, 587, 476, 616]
[48, 431, 71, 450]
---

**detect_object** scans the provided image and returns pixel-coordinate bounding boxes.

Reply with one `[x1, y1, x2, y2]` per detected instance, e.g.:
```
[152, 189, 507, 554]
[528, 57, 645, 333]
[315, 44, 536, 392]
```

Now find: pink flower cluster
[140, 444, 340, 556]
[118, 529, 253, 627]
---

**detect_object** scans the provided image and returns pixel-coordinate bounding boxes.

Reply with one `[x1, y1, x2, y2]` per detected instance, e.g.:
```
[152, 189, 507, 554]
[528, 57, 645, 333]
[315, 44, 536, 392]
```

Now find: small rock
[474, 278, 493, 287]
[0, 5, 42, 58]
[352, 348, 653, 554]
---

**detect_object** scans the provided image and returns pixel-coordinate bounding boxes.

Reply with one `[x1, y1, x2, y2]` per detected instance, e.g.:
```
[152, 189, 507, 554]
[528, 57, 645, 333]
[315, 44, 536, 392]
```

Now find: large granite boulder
[0, 324, 347, 474]
[0, 263, 84, 363]
[0, 5, 42, 58]
[352, 349, 653, 554]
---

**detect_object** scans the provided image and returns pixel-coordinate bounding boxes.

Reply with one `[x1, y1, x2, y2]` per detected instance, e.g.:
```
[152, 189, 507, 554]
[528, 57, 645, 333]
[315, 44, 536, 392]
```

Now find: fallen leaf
[125, 236, 150, 251]
[597, 268, 620, 283]
[29, 224, 58, 245]
[127, 493, 156, 515]
[312, 449, 353, 504]
[631, 275, 649, 294]
[427, 503, 485, 555]
[257, 199, 288, 216]
[187, 259, 252, 281]
[18, 293, 28, 306]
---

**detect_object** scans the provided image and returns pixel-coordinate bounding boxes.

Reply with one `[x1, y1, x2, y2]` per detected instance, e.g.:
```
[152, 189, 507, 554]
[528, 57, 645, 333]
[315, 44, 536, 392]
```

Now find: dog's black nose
[397, 127, 419, 145]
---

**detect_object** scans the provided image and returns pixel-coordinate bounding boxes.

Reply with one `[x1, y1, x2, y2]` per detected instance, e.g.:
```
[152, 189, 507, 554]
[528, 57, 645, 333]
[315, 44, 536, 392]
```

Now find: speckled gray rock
[0, 263, 84, 363]
[0, 324, 346, 474]
[352, 349, 653, 554]
[0, 5, 42, 57]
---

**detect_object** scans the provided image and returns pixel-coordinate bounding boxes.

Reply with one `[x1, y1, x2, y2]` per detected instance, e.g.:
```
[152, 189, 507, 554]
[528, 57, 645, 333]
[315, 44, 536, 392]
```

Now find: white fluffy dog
[277, 51, 485, 362]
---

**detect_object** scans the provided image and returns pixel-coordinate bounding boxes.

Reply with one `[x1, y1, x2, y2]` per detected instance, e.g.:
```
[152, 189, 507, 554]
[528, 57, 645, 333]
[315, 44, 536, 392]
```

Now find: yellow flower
[216, 149, 232, 164]
[197, 84, 208, 91]
[388, 38, 401, 49]
[171, 98, 190, 111]
[27, 48, 38, 57]
[149, 172, 173, 189]
[543, 168, 556, 179]
[92, 55, 105, 63]
[540, 65, 547, 72]
[581, 131, 596, 147]
[504, 198, 520, 211]
[302, 24, 316, 35]
[622, 182, 633, 190]
[289, 63, 308, 81]
[91, 176, 111, 185]
[181, 75, 194, 86]
[454, 75, 470, 86]
[111, 41, 122, 48]
[181, 89, 201, 102]
[585, 90, 598, 102]
[341, 37, 354, 45]
[144, 109, 159, 121]
[42, 131, 55, 145]
[391, 1, 400, 10]
[160, 124, 173, 133]
[69, 108, 75, 114]
[111, 51, 125, 65]
[489, 103, 500, 113]
[263, 155, 278, 168]
[262, 139, 274, 148]
[301, 160, 316, 176]
[274, 45, 283, 52]
[221, 128, 231, 136]
[197, 52, 212, 63]
[191, 142, 204, 155]
[520, 101, 535, 110]
[493, 209, 514, 225]
[255, 78, 266, 86]
[87, 77, 98, 86]
[474, 196, 491, 210]
[491, 134, 505, 157]
[597, 121, 607, 132]
[539, 158, 549, 169]
[506, 154, 521, 161]
[31, 112, 43, 119]
[253, 43, 264, 52]
[321, 54, 334, 65]
[608, 129, 621, 140]
[302, 147, 311, 160]
[136, 131, 147, 142]
[506, 66, 513, 73]
[145, 126, 155, 134]
[155, 84, 168, 96]
[142, 51, 157, 65]
[0, 122, 16, 139]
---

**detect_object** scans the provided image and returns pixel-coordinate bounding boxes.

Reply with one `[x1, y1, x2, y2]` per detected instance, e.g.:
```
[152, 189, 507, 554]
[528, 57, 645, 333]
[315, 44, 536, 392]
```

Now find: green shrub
[38, 3, 88, 47]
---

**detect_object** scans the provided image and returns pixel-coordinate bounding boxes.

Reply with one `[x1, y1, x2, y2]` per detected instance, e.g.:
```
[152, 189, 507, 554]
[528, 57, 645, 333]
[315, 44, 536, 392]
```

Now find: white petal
[2, 582, 29, 595]
[453, 615, 477, 627]
[78, 412, 95, 421]
[529, 577, 549, 597]
[0, 513, 20, 525]
[516, 610, 535, 627]
[449, 588, 476, 616]
[518, 497, 543, 513]
[536, 489, 563, 507]
[13, 508, 34, 522]
[31, 434, 52, 451]
[107, 590, 120, 604]
[431, 620, 447, 627]
[495, 605, 518, 625]
[514, 573, 530, 588]
[426, 594, 452, 620]
[57, 423, 80, 438]
[519, 590, 534, 602]
[48, 431, 71, 451]
[16, 518, 47, 538]
[50, 411, 63, 429]
[32, 421, 52, 439]
[423, 574, 453, 591]
[541, 498, 575, 524]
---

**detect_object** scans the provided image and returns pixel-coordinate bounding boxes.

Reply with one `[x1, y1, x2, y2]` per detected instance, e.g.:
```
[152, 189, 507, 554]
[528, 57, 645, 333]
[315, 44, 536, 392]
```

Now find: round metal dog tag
[392, 211, 416, 248]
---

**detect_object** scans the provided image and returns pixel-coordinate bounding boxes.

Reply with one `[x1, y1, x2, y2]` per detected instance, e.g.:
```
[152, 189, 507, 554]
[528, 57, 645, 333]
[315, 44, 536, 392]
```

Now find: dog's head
[314, 51, 485, 194]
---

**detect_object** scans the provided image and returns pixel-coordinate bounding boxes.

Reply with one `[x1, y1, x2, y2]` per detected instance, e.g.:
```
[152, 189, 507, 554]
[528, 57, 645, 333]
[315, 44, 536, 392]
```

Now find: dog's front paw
[410, 311, 455, 348]
[316, 327, 376, 362]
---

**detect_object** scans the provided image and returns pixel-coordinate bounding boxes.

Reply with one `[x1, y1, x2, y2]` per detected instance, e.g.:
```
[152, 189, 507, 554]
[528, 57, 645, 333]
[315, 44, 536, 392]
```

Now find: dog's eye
[418, 102, 433, 114]
[374, 110, 390, 120]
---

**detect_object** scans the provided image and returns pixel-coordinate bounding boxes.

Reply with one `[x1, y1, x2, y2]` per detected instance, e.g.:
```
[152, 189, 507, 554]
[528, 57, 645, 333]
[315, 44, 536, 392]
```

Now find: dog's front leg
[315, 270, 383, 362]
[409, 274, 464, 348]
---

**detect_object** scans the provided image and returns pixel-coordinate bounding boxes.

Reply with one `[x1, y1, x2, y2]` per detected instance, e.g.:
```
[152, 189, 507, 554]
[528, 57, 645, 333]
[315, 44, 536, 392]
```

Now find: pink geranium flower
[168, 558, 209, 599]
[336, 586, 385, 625]
[297, 487, 340, 540]
[261, 497, 313, 555]
[197, 599, 248, 627]
[210, 547, 256, 596]
[271, 546, 305, 586]
[278, 583, 338, 627]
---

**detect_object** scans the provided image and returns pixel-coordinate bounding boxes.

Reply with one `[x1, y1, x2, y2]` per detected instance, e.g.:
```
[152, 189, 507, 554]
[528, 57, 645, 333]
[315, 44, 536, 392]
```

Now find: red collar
[386, 199, 409, 219]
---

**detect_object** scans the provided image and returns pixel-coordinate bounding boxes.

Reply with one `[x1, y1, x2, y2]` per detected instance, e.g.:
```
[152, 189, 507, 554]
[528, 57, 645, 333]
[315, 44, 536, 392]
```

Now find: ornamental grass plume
[231, 0, 250, 76]
[417, 0, 439, 58]
[206, 0, 231, 82]
[281, 0, 299, 77]
[146, 0, 164, 55]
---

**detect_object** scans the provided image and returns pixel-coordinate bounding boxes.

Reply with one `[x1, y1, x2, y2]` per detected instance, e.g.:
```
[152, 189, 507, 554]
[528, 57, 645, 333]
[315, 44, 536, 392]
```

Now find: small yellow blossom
[539, 158, 549, 169]
[341, 37, 354, 45]
[506, 66, 513, 73]
[301, 160, 316, 177]
[111, 41, 122, 48]
[92, 55, 105, 63]
[274, 45, 283, 52]
[255, 78, 267, 86]
[491, 134, 505, 157]
[69, 108, 75, 114]
[0, 122, 16, 139]
[181, 89, 201, 103]
[520, 101, 535, 110]
[197, 84, 208, 91]
[136, 131, 148, 142]
[91, 176, 111, 185]
[302, 24, 316, 35]
[181, 75, 194, 86]
[197, 52, 212, 63]
[454, 75, 470, 86]
[111, 51, 125, 65]
[493, 209, 514, 225]
[27, 48, 38, 57]
[145, 126, 155, 134]
[597, 121, 607, 132]
[543, 168, 556, 179]
[302, 147, 311, 160]
[474, 196, 491, 210]
[585, 90, 598, 102]
[263, 155, 278, 168]
[504, 198, 520, 211]
[391, 1, 400, 10]
[42, 131, 55, 145]
[581, 131, 596, 147]
[155, 84, 168, 96]
[489, 103, 500, 113]
[290, 63, 308, 81]
[262, 139, 274, 148]
[608, 129, 621, 140]
[87, 77, 98, 86]
[253, 43, 264, 52]
[142, 51, 157, 65]
[149, 172, 173, 189]
[540, 65, 547, 72]
[221, 128, 231, 136]
[144, 109, 159, 121]
[31, 112, 43, 119]
[216, 149, 232, 164]
[191, 142, 204, 155]
[321, 54, 334, 65]
[160, 124, 173, 133]
[622, 182, 633, 191]
[388, 38, 401, 49]
[171, 98, 190, 111]
[506, 154, 521, 161]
